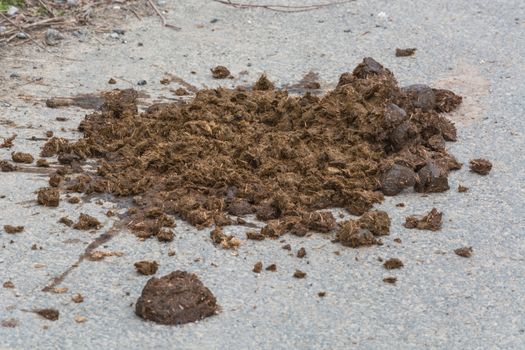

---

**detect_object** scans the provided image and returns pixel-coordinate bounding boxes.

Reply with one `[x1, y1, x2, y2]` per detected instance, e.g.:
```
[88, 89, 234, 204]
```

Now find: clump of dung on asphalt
[40, 58, 463, 247]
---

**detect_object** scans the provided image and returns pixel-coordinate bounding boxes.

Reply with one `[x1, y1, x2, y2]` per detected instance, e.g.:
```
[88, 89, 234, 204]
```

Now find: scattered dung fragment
[67, 196, 81, 204]
[211, 66, 231, 79]
[293, 269, 307, 279]
[252, 261, 263, 273]
[414, 161, 449, 193]
[35, 309, 59, 321]
[58, 217, 74, 227]
[383, 276, 397, 284]
[3, 281, 15, 288]
[1, 318, 19, 328]
[282, 244, 291, 251]
[381, 164, 417, 196]
[40, 58, 464, 251]
[454, 246, 473, 258]
[0, 160, 17, 172]
[246, 231, 265, 241]
[318, 291, 326, 297]
[265, 264, 277, 272]
[469, 158, 492, 175]
[87, 250, 123, 261]
[174, 88, 189, 96]
[134, 260, 159, 275]
[404, 208, 443, 231]
[135, 271, 218, 325]
[458, 185, 469, 193]
[49, 174, 62, 187]
[73, 213, 102, 230]
[108, 78, 117, 84]
[4, 225, 24, 234]
[393, 237, 402, 244]
[210, 227, 241, 249]
[36, 159, 49, 167]
[71, 294, 84, 303]
[74, 316, 87, 323]
[0, 134, 16, 148]
[156, 228, 174, 242]
[253, 74, 275, 91]
[296, 247, 307, 258]
[395, 48, 417, 57]
[11, 152, 34, 164]
[383, 258, 404, 270]
[337, 220, 378, 248]
[37, 187, 59, 207]
[358, 210, 390, 236]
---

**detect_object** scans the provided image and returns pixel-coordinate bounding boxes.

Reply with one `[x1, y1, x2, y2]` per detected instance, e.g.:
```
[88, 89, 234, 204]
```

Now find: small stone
[112, 29, 125, 35]
[137, 80, 147, 86]
[7, 6, 18, 16]
[45, 29, 65, 46]
[110, 32, 119, 39]
[16, 32, 29, 40]
[383, 258, 404, 270]
[74, 315, 87, 323]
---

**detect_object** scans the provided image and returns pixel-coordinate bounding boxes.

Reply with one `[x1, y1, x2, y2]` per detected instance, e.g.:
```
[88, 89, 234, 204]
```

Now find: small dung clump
[414, 161, 450, 193]
[134, 260, 159, 275]
[246, 231, 265, 241]
[35, 308, 59, 321]
[36, 159, 49, 167]
[3, 281, 15, 288]
[454, 246, 473, 258]
[4, 225, 24, 234]
[458, 185, 469, 193]
[337, 220, 378, 248]
[395, 48, 417, 57]
[211, 66, 231, 79]
[174, 88, 189, 96]
[210, 227, 241, 249]
[58, 217, 74, 227]
[73, 213, 102, 230]
[0, 160, 17, 172]
[135, 271, 218, 325]
[37, 187, 60, 207]
[252, 261, 263, 273]
[293, 269, 307, 279]
[253, 74, 275, 91]
[11, 152, 33, 164]
[296, 247, 306, 258]
[383, 258, 404, 270]
[265, 264, 277, 272]
[404, 208, 443, 231]
[383, 276, 397, 284]
[358, 210, 391, 236]
[469, 158, 492, 175]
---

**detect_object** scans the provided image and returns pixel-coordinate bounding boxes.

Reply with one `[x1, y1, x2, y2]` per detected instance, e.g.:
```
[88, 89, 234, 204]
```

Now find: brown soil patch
[135, 271, 218, 325]
[4, 225, 24, 234]
[454, 246, 473, 258]
[134, 260, 159, 275]
[404, 208, 442, 231]
[469, 158, 492, 175]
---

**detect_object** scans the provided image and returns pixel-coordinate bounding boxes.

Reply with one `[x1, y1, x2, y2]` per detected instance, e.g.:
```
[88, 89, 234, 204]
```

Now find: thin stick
[0, 13, 45, 49]
[147, 0, 180, 30]
[212, 0, 355, 12]
[37, 0, 55, 18]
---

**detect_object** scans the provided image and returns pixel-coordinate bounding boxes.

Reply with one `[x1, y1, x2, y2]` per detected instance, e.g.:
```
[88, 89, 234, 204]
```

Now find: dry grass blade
[212, 0, 355, 13]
